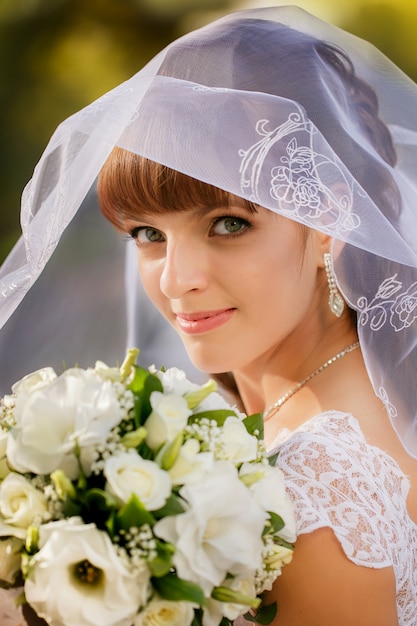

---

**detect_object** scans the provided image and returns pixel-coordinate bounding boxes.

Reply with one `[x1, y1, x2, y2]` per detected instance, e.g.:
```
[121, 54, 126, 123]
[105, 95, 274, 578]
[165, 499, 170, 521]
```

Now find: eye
[130, 226, 165, 244]
[211, 216, 251, 236]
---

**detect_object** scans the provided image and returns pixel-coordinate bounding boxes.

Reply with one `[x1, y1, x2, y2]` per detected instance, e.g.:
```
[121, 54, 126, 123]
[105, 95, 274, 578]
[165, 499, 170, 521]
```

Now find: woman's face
[125, 200, 326, 374]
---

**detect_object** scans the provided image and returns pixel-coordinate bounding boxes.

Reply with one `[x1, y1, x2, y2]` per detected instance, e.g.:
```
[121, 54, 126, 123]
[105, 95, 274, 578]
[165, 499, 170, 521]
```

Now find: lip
[175, 308, 235, 335]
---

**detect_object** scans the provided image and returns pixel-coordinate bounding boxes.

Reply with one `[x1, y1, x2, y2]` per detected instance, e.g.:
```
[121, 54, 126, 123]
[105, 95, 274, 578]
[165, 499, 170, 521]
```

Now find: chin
[183, 342, 241, 375]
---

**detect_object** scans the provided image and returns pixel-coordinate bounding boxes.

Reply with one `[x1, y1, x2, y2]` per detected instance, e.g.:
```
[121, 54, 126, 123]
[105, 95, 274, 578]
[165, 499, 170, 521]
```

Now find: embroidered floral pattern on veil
[357, 274, 417, 331]
[239, 110, 361, 235]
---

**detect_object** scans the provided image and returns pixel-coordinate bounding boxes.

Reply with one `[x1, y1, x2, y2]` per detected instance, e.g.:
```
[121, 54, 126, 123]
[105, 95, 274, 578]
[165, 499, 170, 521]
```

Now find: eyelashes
[210, 215, 252, 237]
[125, 213, 253, 246]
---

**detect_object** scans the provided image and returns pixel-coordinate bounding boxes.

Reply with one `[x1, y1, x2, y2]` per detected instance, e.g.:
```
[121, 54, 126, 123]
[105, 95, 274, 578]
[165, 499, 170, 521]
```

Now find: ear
[312, 230, 332, 268]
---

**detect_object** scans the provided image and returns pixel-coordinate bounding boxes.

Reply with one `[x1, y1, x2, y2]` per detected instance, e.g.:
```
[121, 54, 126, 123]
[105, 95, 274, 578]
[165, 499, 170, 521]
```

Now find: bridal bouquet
[0, 349, 296, 626]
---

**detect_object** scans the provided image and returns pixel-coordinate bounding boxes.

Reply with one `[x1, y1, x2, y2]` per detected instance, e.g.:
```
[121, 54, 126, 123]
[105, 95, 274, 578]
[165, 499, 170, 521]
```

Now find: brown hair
[98, 150, 261, 231]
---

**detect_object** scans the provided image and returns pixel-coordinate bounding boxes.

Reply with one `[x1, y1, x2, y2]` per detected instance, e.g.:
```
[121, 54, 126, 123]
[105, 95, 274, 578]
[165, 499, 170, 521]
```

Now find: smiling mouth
[175, 309, 235, 334]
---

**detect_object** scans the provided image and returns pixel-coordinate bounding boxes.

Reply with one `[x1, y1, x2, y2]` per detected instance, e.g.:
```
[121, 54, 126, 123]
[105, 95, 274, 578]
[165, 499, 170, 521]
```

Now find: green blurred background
[1, 0, 416, 263]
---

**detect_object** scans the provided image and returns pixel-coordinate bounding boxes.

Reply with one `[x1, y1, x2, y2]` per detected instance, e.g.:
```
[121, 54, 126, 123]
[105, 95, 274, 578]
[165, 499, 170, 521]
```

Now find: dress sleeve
[275, 413, 410, 569]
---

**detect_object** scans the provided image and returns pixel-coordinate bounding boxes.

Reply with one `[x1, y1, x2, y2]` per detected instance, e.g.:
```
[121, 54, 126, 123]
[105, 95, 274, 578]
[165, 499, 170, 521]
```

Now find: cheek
[136, 257, 166, 310]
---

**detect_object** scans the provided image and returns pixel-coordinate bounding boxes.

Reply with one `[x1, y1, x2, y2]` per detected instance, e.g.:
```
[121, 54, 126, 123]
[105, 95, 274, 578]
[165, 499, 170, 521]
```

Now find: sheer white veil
[2, 5, 417, 456]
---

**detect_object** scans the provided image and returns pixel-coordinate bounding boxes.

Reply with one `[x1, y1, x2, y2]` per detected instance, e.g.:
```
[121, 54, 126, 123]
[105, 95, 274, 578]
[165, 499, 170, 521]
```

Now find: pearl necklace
[263, 341, 360, 421]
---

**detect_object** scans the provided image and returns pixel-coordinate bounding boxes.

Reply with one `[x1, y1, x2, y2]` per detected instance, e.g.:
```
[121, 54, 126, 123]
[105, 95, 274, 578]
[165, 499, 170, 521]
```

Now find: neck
[233, 319, 358, 417]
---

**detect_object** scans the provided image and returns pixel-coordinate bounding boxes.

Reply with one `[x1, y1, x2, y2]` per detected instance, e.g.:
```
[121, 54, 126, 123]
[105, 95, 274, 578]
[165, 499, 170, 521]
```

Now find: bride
[1, 6, 417, 625]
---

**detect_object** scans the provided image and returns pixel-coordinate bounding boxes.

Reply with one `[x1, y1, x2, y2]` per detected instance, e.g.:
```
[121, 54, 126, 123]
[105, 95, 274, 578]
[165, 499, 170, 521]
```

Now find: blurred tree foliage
[0, 0, 416, 263]
[0, 0, 231, 261]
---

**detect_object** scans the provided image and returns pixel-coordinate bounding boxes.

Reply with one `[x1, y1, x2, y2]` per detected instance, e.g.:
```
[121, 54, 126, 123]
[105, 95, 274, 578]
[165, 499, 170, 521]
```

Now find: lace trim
[238, 110, 361, 235]
[272, 412, 417, 626]
[357, 274, 417, 332]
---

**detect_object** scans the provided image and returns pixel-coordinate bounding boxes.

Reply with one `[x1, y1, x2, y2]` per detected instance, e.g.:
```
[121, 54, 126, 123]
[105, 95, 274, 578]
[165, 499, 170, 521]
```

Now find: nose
[160, 237, 209, 299]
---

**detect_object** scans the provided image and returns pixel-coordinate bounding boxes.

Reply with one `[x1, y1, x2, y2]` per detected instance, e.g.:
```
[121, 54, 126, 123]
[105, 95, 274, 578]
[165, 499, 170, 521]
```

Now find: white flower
[197, 390, 243, 415]
[144, 392, 192, 451]
[155, 367, 198, 396]
[25, 518, 150, 626]
[0, 474, 49, 538]
[93, 361, 125, 382]
[0, 537, 23, 585]
[104, 452, 171, 510]
[11, 367, 57, 395]
[7, 368, 123, 479]
[168, 439, 214, 486]
[154, 461, 267, 595]
[240, 463, 296, 543]
[134, 596, 194, 626]
[216, 416, 258, 463]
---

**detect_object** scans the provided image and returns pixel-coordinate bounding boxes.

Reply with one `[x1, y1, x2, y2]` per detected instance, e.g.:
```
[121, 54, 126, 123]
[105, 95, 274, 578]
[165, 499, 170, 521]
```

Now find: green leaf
[115, 493, 155, 531]
[244, 602, 277, 625]
[153, 493, 186, 519]
[191, 608, 203, 626]
[148, 541, 175, 577]
[152, 572, 206, 606]
[188, 409, 237, 426]
[267, 451, 279, 467]
[129, 366, 163, 423]
[243, 412, 263, 437]
[85, 488, 118, 513]
[134, 439, 154, 461]
[267, 511, 285, 534]
[275, 536, 295, 551]
[106, 510, 116, 537]
[62, 498, 82, 518]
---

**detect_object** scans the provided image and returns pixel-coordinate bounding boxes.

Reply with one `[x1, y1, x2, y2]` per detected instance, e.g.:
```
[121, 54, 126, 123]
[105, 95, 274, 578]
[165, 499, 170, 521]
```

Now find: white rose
[154, 461, 267, 595]
[0, 474, 49, 538]
[144, 392, 192, 451]
[11, 367, 57, 395]
[0, 537, 23, 585]
[216, 417, 258, 463]
[239, 463, 296, 543]
[25, 518, 150, 626]
[7, 368, 123, 479]
[134, 596, 194, 626]
[168, 439, 214, 486]
[104, 452, 171, 511]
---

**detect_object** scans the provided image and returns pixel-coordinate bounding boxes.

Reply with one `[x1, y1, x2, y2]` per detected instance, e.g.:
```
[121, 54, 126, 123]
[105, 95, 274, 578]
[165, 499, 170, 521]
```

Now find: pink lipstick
[175, 308, 235, 334]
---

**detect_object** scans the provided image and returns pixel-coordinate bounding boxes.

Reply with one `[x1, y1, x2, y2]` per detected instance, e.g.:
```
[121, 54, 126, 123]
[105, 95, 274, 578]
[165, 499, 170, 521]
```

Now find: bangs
[98, 147, 257, 230]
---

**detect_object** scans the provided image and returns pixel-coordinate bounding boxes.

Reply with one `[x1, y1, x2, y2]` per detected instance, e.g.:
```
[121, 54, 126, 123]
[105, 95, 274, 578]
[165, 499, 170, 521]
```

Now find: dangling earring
[323, 252, 344, 318]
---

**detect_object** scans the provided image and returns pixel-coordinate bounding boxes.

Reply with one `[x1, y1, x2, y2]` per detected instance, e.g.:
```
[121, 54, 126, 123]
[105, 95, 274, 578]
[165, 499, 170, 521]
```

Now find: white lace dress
[270, 411, 417, 626]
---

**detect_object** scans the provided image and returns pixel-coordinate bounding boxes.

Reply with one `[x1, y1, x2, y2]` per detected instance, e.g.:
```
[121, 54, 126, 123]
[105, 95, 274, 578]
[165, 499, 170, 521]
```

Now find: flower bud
[184, 379, 217, 409]
[51, 470, 77, 500]
[211, 585, 261, 608]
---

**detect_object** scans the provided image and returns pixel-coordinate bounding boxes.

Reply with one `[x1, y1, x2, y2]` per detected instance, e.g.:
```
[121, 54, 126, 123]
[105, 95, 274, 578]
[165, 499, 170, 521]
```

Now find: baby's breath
[0, 394, 16, 429]
[30, 475, 64, 520]
[184, 418, 221, 452]
[255, 535, 279, 593]
[89, 385, 136, 475]
[113, 524, 157, 575]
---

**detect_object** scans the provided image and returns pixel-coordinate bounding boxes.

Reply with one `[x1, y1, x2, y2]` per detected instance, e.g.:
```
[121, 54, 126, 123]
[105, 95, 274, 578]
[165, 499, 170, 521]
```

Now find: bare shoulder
[262, 526, 398, 626]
